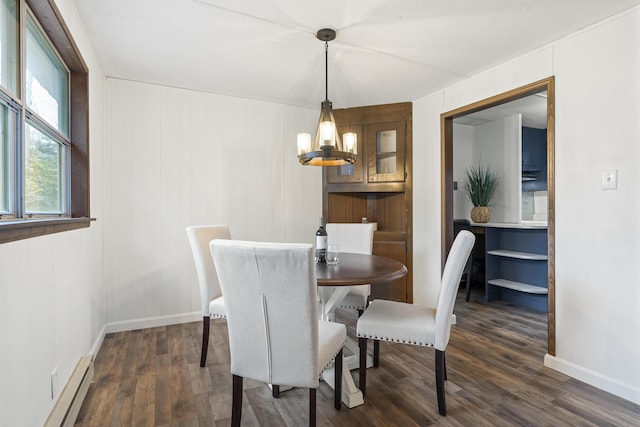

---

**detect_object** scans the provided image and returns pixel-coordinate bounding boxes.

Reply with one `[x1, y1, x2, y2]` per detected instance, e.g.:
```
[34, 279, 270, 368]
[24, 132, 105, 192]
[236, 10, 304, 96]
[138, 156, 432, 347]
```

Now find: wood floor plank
[76, 288, 640, 426]
[245, 384, 290, 426]
[131, 372, 155, 427]
[153, 351, 172, 425]
[168, 324, 198, 423]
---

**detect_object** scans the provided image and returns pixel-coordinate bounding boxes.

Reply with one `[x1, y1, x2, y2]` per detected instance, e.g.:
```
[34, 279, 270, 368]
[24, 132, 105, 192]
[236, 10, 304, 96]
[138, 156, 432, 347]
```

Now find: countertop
[470, 222, 547, 230]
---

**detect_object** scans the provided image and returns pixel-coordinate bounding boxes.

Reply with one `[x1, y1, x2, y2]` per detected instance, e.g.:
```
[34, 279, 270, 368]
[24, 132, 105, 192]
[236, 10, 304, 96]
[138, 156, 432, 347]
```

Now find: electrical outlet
[51, 367, 59, 400]
[601, 170, 618, 190]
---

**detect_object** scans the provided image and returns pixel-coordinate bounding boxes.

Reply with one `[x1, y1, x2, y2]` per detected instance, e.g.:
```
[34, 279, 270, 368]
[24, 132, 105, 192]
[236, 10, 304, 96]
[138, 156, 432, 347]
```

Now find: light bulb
[343, 132, 357, 154]
[297, 133, 311, 155]
[320, 121, 334, 146]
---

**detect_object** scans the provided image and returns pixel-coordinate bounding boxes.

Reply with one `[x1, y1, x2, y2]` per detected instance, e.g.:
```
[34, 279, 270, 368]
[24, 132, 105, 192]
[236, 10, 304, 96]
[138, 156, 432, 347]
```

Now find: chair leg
[232, 374, 243, 427]
[200, 316, 210, 367]
[435, 350, 447, 416]
[358, 337, 367, 397]
[465, 271, 472, 302]
[373, 340, 380, 367]
[309, 388, 317, 427]
[272, 385, 280, 398]
[334, 349, 343, 410]
[443, 351, 447, 381]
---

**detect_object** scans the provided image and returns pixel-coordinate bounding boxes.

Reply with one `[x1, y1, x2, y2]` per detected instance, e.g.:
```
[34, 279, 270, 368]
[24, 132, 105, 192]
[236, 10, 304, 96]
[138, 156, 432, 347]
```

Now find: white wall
[105, 79, 322, 329]
[474, 114, 521, 223]
[0, 1, 107, 426]
[548, 7, 640, 402]
[413, 7, 640, 404]
[452, 123, 474, 220]
[454, 116, 521, 223]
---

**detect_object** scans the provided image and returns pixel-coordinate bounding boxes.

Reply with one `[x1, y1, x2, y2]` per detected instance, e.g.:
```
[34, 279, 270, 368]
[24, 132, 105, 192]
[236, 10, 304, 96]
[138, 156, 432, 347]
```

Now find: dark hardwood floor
[75, 287, 639, 426]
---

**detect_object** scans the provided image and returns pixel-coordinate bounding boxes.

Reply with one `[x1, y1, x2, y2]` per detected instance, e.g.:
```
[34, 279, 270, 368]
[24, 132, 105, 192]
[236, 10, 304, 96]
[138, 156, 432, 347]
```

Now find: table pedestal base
[317, 286, 375, 408]
[321, 366, 364, 408]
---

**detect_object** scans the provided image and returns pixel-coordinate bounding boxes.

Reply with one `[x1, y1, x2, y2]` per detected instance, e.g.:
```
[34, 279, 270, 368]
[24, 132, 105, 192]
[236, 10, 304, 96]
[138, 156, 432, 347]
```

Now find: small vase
[471, 206, 490, 223]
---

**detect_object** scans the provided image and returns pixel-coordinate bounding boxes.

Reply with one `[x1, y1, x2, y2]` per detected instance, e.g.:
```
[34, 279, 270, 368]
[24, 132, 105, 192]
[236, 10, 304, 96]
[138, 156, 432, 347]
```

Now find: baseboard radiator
[44, 355, 94, 427]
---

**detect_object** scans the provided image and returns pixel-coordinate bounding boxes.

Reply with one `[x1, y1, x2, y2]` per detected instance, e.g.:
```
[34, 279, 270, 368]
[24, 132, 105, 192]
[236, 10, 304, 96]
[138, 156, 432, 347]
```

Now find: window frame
[0, 93, 19, 217]
[24, 118, 69, 215]
[0, 0, 91, 244]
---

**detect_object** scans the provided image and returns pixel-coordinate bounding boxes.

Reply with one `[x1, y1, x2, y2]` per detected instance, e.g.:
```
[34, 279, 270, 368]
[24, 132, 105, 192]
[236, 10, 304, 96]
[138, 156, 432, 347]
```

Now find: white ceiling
[455, 92, 548, 128]
[74, 0, 640, 109]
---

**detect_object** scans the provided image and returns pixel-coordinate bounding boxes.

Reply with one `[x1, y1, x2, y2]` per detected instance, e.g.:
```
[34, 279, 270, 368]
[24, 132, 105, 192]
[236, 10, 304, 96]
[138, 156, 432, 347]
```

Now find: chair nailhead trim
[356, 333, 433, 347]
[319, 339, 347, 376]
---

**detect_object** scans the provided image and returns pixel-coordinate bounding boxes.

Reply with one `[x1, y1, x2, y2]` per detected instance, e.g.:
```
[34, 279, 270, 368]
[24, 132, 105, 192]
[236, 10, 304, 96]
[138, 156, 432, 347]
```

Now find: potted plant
[463, 164, 499, 223]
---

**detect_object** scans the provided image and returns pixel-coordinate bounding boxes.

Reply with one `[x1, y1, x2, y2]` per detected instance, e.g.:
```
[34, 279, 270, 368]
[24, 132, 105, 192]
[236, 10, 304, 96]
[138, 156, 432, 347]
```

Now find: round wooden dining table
[315, 252, 408, 287]
[315, 252, 407, 409]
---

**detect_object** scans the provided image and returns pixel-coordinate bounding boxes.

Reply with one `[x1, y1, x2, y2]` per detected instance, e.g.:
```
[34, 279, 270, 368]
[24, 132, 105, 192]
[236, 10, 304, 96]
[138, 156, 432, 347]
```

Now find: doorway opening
[440, 77, 556, 355]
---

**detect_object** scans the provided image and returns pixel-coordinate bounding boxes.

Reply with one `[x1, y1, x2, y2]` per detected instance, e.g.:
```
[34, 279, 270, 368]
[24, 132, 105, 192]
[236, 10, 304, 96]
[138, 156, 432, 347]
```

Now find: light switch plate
[601, 170, 618, 190]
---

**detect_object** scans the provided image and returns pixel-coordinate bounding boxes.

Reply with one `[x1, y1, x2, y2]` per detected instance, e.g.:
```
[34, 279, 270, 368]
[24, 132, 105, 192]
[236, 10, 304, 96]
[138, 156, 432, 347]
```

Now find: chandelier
[297, 28, 357, 166]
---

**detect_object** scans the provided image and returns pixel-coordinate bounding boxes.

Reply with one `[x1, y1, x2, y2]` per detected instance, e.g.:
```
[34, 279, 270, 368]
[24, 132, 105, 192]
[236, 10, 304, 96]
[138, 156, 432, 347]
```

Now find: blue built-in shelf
[484, 225, 548, 312]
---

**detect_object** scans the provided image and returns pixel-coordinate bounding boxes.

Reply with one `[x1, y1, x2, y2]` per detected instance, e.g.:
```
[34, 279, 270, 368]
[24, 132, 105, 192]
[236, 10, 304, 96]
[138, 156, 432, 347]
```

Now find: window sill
[0, 217, 95, 244]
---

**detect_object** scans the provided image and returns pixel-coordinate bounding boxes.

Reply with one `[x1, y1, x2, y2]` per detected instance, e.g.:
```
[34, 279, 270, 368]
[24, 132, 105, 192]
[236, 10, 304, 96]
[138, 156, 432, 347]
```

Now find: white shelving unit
[486, 278, 547, 294]
[486, 249, 547, 261]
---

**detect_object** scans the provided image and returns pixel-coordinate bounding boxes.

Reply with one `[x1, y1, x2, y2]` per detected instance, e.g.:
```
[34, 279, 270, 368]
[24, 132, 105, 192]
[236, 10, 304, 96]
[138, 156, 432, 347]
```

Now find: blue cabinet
[485, 225, 548, 312]
[522, 127, 547, 192]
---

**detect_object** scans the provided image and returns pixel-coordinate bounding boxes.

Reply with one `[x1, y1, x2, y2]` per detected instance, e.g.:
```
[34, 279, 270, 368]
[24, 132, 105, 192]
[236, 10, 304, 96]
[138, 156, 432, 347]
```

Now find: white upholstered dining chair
[210, 240, 346, 427]
[356, 230, 475, 416]
[185, 224, 231, 367]
[326, 223, 376, 315]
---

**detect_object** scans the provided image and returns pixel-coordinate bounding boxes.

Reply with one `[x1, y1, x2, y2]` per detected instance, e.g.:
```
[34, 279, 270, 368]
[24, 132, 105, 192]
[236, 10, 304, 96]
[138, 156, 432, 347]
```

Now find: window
[25, 13, 69, 215]
[25, 121, 66, 213]
[0, 0, 19, 95]
[0, 0, 90, 244]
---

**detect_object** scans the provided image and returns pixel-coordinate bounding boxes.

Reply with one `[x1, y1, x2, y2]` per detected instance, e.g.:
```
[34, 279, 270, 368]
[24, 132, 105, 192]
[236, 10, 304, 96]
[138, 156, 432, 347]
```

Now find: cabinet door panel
[367, 121, 406, 183]
[367, 192, 405, 231]
[327, 193, 367, 223]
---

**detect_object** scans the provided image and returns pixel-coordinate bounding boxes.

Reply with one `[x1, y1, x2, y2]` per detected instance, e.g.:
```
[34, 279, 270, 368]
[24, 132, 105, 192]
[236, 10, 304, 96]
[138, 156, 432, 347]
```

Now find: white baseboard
[105, 311, 201, 334]
[44, 355, 94, 427]
[544, 353, 640, 405]
[90, 324, 106, 361]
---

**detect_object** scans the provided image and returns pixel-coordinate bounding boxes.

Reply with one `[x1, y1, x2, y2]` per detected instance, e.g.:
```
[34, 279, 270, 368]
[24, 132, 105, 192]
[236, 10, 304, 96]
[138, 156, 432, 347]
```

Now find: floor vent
[44, 355, 94, 427]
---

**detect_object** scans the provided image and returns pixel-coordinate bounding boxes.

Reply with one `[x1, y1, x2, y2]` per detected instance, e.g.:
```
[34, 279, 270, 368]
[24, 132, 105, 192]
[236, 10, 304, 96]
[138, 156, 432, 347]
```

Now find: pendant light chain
[325, 40, 329, 101]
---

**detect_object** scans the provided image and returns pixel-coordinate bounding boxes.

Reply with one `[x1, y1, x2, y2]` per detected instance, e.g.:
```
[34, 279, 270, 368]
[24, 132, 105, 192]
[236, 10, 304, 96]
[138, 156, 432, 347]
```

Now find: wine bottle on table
[315, 216, 327, 263]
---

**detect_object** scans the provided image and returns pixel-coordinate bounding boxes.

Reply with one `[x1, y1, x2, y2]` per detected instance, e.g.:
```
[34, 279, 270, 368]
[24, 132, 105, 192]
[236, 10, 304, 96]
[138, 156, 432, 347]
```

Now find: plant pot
[471, 206, 490, 223]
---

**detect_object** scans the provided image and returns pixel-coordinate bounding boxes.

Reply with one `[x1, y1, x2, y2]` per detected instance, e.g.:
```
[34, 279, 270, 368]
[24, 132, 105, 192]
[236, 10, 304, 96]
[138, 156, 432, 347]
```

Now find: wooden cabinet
[323, 102, 412, 302]
[484, 225, 548, 312]
[521, 126, 547, 193]
[521, 127, 546, 173]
